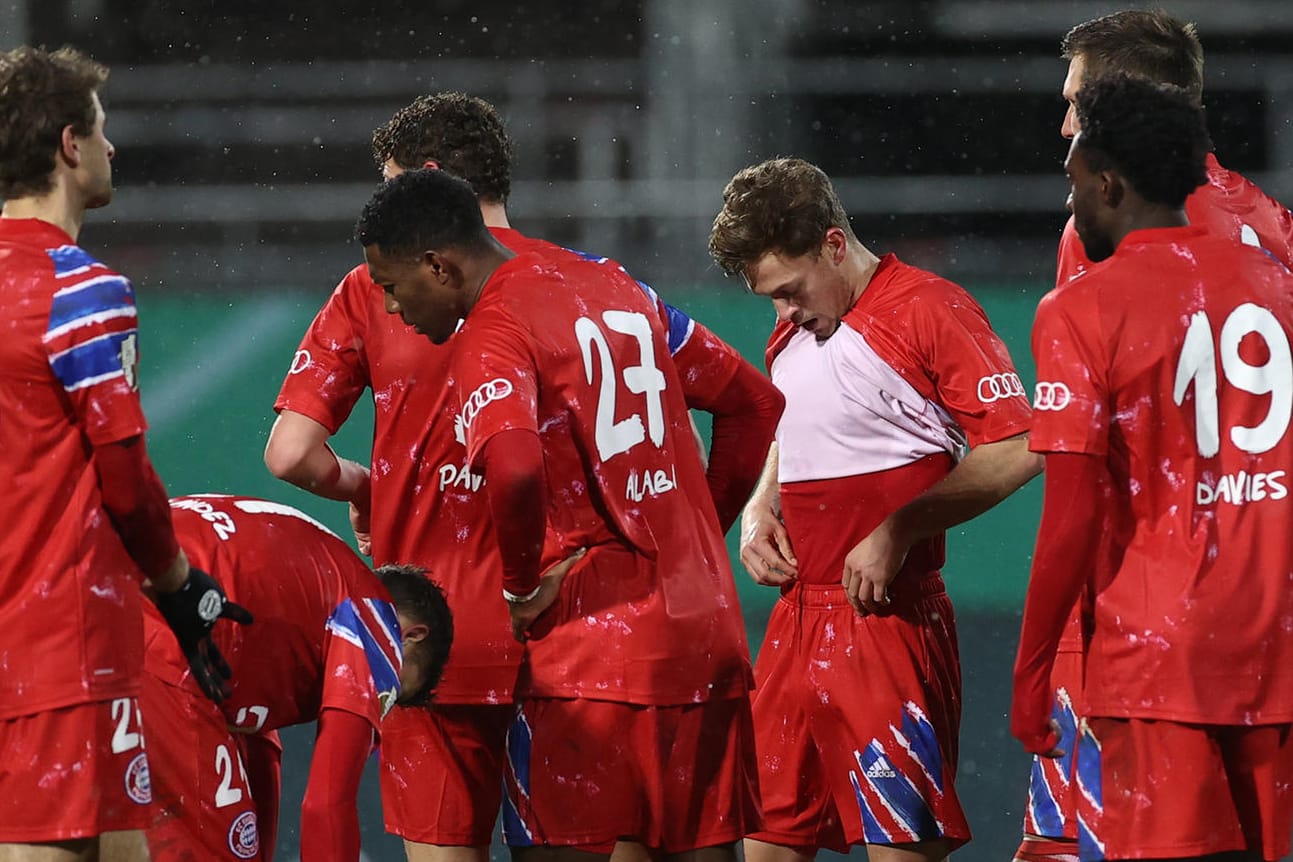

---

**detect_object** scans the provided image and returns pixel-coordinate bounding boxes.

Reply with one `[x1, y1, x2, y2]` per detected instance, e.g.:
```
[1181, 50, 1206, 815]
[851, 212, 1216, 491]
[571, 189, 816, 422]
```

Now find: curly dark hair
[0, 45, 108, 200]
[371, 92, 513, 204]
[1075, 74, 1210, 208]
[1062, 10, 1204, 106]
[377, 564, 453, 706]
[355, 167, 493, 257]
[708, 157, 856, 279]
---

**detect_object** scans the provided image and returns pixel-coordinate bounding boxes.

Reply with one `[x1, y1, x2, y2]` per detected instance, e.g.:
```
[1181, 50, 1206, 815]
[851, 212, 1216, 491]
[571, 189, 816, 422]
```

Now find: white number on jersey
[575, 311, 668, 461]
[110, 697, 144, 754]
[214, 743, 250, 808]
[1174, 303, 1293, 456]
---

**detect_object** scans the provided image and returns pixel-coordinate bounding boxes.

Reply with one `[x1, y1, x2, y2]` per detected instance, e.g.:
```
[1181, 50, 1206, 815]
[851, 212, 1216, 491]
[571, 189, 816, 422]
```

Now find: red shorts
[1023, 650, 1083, 841]
[502, 696, 759, 852]
[0, 697, 152, 842]
[379, 702, 514, 846]
[749, 581, 969, 853]
[1079, 717, 1293, 860]
[141, 674, 262, 861]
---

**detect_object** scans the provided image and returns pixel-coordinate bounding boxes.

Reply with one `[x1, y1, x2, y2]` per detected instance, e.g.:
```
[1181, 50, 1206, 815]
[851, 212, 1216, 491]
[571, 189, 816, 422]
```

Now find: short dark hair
[1075, 74, 1210, 208]
[371, 92, 513, 204]
[377, 564, 453, 706]
[0, 45, 108, 199]
[355, 168, 493, 257]
[708, 157, 856, 278]
[1062, 10, 1204, 106]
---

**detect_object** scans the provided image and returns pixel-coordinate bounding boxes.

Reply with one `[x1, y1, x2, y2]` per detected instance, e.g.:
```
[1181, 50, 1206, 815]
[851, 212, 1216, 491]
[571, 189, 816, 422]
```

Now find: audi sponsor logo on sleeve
[977, 372, 1027, 403]
[455, 378, 515, 445]
[1033, 381, 1072, 411]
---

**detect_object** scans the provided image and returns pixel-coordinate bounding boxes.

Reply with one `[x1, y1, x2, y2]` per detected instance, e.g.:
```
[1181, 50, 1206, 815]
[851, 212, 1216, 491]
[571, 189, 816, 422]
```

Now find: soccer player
[1012, 73, 1293, 862]
[265, 92, 781, 859]
[709, 157, 1041, 862]
[356, 168, 758, 858]
[143, 494, 454, 862]
[0, 46, 247, 862]
[1018, 12, 1293, 860]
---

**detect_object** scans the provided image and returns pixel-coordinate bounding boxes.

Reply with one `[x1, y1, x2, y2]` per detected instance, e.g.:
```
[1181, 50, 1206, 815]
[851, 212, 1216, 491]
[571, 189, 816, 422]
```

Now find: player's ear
[400, 621, 430, 646]
[1100, 170, 1125, 209]
[59, 125, 81, 168]
[823, 227, 848, 265]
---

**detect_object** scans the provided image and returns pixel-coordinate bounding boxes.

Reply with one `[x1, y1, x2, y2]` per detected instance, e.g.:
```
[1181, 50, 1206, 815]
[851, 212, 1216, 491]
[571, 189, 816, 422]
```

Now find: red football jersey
[452, 253, 752, 705]
[0, 218, 149, 720]
[273, 227, 749, 704]
[1029, 226, 1293, 724]
[144, 495, 401, 734]
[765, 254, 1032, 591]
[1053, 154, 1293, 654]
[1057, 153, 1293, 284]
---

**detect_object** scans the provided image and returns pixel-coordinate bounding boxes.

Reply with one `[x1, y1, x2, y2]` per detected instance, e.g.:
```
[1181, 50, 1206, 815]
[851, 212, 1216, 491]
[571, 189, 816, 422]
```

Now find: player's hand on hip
[154, 566, 253, 703]
[842, 519, 908, 615]
[349, 501, 372, 557]
[508, 548, 586, 643]
[739, 504, 798, 586]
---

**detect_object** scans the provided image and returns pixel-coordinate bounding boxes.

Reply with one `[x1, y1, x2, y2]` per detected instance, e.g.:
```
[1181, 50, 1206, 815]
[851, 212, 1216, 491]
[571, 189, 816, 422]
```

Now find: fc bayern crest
[228, 810, 260, 859]
[124, 751, 152, 805]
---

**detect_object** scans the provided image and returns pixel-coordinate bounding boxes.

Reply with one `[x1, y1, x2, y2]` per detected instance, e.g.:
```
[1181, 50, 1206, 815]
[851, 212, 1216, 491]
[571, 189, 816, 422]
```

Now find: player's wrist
[151, 548, 190, 594]
[502, 583, 542, 604]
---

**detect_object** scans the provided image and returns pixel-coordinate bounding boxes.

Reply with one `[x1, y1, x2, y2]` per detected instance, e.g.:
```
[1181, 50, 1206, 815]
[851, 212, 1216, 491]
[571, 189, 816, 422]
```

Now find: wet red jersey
[144, 495, 401, 734]
[1028, 226, 1293, 723]
[274, 227, 760, 703]
[0, 218, 149, 719]
[1052, 155, 1293, 654]
[765, 254, 1032, 593]
[452, 253, 752, 705]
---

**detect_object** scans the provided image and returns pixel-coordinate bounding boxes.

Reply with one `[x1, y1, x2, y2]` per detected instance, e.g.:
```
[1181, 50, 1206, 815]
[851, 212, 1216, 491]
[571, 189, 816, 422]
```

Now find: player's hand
[154, 566, 253, 703]
[349, 500, 372, 557]
[842, 518, 909, 615]
[1012, 715, 1066, 759]
[507, 548, 586, 643]
[739, 503, 798, 587]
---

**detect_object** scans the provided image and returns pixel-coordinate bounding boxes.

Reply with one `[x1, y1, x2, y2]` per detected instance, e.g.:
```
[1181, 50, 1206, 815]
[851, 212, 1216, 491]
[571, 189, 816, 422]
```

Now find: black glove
[154, 566, 253, 703]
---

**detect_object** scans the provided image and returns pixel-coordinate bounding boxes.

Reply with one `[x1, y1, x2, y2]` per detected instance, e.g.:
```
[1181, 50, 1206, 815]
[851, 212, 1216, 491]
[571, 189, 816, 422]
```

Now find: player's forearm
[704, 362, 786, 532]
[481, 429, 549, 598]
[299, 710, 371, 862]
[94, 434, 183, 585]
[742, 442, 783, 519]
[265, 411, 370, 505]
[885, 433, 1042, 546]
[1012, 453, 1103, 752]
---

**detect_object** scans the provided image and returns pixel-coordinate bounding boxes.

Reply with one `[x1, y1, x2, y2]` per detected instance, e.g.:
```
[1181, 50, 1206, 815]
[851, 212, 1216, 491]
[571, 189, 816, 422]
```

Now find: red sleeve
[481, 429, 548, 597]
[299, 709, 373, 862]
[94, 435, 179, 581]
[242, 731, 282, 862]
[452, 302, 540, 468]
[911, 284, 1032, 446]
[273, 268, 371, 434]
[696, 360, 784, 532]
[1028, 286, 1110, 456]
[43, 267, 148, 445]
[1012, 452, 1107, 754]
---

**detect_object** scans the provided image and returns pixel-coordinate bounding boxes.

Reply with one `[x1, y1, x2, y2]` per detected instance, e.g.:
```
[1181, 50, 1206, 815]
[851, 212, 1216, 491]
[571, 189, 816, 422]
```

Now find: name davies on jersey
[438, 461, 485, 493]
[626, 464, 678, 503]
[1196, 469, 1288, 505]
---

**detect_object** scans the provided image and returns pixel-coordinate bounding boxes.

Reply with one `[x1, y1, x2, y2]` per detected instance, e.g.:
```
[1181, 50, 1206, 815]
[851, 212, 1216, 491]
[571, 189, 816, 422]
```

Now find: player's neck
[1118, 204, 1189, 244]
[479, 200, 510, 229]
[844, 243, 883, 306]
[461, 241, 516, 315]
[0, 184, 85, 241]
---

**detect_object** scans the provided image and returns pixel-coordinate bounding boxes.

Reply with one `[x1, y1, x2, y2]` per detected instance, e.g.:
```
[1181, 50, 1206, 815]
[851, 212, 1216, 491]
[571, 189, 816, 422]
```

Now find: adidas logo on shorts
[865, 757, 897, 779]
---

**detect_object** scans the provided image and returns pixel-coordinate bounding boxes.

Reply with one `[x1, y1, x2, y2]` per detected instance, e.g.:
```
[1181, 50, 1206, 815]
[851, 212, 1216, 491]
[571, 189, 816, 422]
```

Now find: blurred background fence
[5, 0, 1292, 858]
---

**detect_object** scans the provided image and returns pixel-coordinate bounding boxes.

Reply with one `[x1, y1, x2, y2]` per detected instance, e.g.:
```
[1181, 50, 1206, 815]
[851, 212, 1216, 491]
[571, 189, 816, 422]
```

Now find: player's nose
[773, 298, 796, 323]
[1061, 105, 1077, 140]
